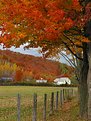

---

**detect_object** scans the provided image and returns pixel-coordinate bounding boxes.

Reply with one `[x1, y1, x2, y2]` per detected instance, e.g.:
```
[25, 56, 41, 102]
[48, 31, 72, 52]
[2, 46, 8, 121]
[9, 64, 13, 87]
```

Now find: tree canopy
[0, 0, 90, 58]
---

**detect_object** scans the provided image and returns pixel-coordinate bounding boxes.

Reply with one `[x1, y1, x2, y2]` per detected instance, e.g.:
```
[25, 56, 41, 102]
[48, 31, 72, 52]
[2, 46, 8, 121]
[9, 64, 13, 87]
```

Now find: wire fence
[0, 88, 78, 121]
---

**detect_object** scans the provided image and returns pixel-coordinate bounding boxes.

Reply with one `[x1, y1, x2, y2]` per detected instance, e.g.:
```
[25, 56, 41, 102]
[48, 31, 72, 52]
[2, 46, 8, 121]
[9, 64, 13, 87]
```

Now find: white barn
[54, 77, 71, 85]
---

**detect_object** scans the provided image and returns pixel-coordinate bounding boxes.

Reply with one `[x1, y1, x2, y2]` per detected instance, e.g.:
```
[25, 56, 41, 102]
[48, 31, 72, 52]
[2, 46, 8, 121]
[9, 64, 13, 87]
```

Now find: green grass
[48, 99, 87, 121]
[0, 86, 77, 96]
[0, 86, 78, 121]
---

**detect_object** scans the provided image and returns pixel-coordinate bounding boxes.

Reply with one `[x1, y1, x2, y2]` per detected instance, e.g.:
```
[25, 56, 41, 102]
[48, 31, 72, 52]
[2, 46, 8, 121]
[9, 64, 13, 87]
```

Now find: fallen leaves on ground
[47, 99, 87, 121]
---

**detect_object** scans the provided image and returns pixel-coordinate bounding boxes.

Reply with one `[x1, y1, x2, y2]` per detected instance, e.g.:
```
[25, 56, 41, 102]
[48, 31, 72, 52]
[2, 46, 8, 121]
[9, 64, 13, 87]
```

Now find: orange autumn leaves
[0, 50, 61, 81]
[0, 0, 82, 47]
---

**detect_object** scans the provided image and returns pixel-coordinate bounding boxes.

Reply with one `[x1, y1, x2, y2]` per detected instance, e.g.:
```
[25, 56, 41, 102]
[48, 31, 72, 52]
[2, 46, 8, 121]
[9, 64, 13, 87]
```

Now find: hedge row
[0, 81, 78, 87]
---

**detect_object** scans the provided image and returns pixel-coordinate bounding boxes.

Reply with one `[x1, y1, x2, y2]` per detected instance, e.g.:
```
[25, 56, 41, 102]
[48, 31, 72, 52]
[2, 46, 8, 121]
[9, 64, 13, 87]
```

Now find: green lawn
[0, 86, 78, 121]
[0, 86, 77, 96]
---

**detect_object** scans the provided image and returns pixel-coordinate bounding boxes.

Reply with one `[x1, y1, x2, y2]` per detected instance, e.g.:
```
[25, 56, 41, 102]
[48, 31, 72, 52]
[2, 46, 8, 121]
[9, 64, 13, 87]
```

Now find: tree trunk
[79, 69, 88, 119]
[79, 0, 91, 119]
[79, 43, 89, 119]
[79, 42, 91, 120]
[87, 42, 91, 120]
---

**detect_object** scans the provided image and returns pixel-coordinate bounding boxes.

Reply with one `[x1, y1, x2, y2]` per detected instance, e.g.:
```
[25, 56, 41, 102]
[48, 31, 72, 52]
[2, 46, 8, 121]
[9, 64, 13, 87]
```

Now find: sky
[0, 44, 70, 65]
[0, 44, 42, 56]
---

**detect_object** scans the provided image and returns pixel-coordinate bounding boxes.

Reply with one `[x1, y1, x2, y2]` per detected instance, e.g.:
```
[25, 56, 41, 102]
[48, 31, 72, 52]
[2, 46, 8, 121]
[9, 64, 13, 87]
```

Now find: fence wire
[0, 89, 77, 121]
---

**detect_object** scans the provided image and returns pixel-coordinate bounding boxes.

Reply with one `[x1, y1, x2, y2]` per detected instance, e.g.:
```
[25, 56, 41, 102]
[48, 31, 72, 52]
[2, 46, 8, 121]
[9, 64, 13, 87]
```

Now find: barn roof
[56, 74, 69, 78]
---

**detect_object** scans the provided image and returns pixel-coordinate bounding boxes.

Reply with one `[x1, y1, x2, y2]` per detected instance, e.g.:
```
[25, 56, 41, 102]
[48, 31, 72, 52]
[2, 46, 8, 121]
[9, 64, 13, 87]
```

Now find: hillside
[0, 50, 61, 81]
[0, 50, 74, 82]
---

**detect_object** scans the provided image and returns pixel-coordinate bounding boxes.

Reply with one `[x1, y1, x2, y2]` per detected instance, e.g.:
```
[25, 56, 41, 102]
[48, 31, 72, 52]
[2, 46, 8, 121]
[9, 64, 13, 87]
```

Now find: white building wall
[54, 77, 71, 85]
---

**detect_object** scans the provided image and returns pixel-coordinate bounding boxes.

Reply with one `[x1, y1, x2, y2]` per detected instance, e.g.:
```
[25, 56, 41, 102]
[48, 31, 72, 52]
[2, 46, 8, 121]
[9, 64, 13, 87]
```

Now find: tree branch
[63, 33, 83, 48]
[60, 52, 76, 68]
[62, 41, 83, 61]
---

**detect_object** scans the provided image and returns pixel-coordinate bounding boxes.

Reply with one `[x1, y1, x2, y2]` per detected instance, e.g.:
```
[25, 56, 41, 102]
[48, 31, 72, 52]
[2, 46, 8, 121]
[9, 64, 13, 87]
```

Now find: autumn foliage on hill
[0, 50, 60, 81]
[0, 50, 74, 81]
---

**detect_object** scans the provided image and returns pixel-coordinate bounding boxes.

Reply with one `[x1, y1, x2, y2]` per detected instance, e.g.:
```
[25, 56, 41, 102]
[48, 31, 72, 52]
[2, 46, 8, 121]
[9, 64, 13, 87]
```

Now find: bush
[0, 80, 78, 87]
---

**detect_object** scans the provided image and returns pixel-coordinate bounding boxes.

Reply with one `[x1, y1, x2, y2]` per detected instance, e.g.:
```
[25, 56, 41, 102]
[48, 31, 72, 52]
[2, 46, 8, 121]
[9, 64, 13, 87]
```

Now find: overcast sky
[0, 44, 42, 56]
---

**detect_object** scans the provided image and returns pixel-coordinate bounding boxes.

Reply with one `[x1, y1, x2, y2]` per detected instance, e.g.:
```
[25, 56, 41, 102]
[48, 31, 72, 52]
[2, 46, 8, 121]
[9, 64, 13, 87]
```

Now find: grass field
[0, 86, 78, 121]
[0, 86, 77, 96]
[48, 99, 87, 121]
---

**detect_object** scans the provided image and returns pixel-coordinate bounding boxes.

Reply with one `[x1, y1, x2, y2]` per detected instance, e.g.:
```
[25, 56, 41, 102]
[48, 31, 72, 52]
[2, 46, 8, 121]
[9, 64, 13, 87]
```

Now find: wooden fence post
[65, 89, 67, 101]
[43, 94, 47, 121]
[50, 92, 54, 115]
[55, 91, 59, 110]
[32, 93, 37, 121]
[60, 90, 64, 107]
[63, 89, 65, 101]
[17, 94, 21, 121]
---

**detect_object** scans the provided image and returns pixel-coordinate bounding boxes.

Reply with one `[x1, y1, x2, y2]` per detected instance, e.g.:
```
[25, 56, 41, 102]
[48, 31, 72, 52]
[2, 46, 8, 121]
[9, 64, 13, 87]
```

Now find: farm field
[0, 86, 78, 121]
[0, 86, 75, 96]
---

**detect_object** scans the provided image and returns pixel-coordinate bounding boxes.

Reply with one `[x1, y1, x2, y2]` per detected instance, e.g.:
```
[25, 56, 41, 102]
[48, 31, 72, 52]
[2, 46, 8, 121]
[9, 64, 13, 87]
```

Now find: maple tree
[0, 0, 89, 59]
[0, 0, 91, 119]
[0, 0, 83, 49]
[15, 69, 23, 82]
